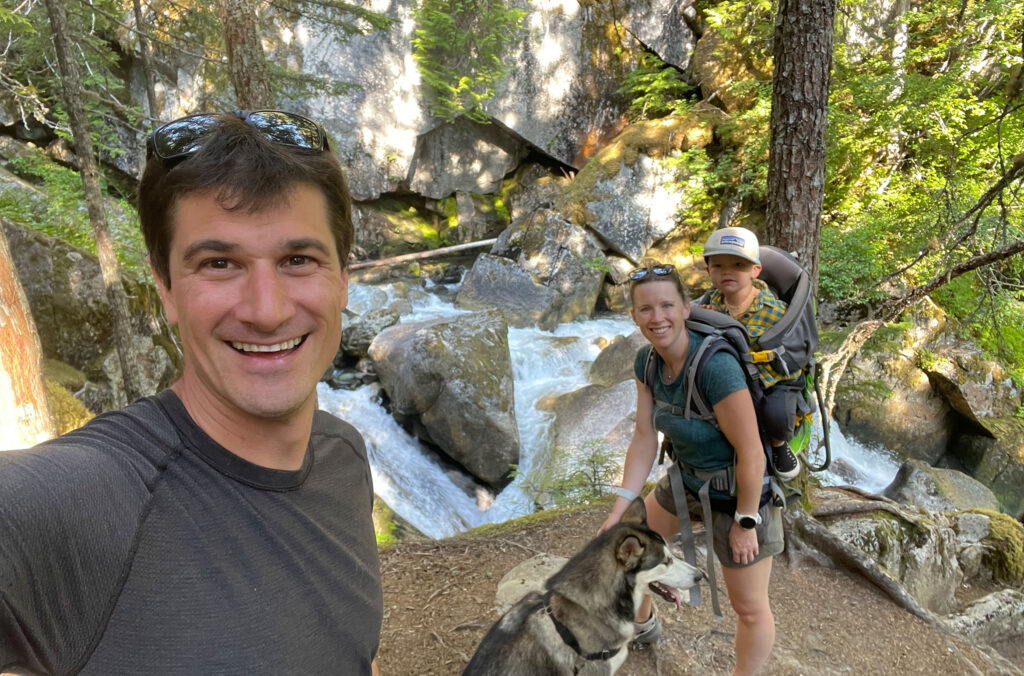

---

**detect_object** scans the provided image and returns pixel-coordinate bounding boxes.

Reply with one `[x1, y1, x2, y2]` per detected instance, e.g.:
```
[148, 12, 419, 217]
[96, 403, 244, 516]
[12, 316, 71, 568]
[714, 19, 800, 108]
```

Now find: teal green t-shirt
[634, 330, 748, 497]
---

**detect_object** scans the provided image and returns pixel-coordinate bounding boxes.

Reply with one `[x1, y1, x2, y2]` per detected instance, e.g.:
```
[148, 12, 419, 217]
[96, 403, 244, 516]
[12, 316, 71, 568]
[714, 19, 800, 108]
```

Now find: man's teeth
[231, 337, 302, 353]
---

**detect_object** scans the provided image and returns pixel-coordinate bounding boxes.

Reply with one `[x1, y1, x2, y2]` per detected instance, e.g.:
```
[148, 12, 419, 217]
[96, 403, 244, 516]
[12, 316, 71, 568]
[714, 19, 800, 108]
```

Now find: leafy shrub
[617, 53, 696, 120]
[4, 150, 147, 278]
[412, 0, 526, 123]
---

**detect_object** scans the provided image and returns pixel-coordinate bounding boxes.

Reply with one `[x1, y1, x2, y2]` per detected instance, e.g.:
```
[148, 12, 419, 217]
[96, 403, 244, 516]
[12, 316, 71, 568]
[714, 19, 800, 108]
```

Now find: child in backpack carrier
[702, 226, 803, 481]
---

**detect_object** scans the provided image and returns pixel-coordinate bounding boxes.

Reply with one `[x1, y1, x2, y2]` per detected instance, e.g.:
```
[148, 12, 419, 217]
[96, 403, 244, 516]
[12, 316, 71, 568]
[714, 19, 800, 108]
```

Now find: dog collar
[543, 592, 622, 663]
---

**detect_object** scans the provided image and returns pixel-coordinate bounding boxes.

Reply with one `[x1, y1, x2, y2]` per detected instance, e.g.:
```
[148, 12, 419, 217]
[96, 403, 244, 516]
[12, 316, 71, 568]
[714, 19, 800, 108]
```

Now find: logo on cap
[720, 235, 745, 248]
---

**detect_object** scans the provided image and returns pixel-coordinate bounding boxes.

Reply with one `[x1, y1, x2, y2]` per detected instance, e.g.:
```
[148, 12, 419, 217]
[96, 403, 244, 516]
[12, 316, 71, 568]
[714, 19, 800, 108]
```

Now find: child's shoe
[771, 442, 800, 481]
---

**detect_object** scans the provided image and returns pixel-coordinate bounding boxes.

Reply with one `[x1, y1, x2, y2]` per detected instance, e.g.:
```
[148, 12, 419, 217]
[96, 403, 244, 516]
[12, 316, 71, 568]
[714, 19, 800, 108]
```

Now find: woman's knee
[722, 559, 773, 619]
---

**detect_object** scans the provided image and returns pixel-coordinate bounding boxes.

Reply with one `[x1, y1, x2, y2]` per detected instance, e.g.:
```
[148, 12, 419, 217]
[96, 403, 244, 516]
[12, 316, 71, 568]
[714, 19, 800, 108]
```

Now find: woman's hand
[729, 522, 759, 565]
[597, 499, 629, 535]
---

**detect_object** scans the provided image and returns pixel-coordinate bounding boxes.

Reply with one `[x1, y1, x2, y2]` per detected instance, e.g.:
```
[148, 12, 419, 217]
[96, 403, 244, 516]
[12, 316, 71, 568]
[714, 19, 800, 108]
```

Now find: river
[317, 280, 903, 539]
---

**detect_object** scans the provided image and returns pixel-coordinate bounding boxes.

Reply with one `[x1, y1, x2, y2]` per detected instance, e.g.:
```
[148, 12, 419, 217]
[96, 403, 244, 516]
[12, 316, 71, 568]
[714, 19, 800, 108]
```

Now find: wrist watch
[734, 511, 762, 529]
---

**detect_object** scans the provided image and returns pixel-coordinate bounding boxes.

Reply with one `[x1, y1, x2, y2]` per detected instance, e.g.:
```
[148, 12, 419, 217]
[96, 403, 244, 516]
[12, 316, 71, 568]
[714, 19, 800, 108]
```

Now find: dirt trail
[378, 501, 1021, 675]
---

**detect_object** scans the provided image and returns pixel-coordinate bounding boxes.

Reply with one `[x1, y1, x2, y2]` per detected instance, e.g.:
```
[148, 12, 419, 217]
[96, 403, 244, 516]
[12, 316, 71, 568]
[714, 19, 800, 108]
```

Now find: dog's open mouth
[648, 581, 683, 609]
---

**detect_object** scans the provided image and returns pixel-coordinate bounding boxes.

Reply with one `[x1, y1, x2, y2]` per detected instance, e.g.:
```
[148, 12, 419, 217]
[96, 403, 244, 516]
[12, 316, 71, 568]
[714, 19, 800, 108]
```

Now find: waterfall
[319, 281, 902, 539]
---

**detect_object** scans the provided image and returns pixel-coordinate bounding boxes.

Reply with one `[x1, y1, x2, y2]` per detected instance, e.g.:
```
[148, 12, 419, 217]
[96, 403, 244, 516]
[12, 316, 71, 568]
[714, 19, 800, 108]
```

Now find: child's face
[706, 254, 762, 297]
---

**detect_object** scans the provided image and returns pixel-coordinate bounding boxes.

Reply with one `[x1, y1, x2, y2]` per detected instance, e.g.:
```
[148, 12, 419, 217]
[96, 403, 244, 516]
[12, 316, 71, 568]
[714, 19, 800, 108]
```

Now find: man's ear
[751, 263, 763, 278]
[339, 268, 349, 313]
[149, 257, 178, 325]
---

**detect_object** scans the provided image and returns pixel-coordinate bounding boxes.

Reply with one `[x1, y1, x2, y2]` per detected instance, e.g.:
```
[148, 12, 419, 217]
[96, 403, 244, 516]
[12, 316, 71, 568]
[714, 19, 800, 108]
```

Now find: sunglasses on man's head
[628, 264, 675, 281]
[146, 110, 329, 161]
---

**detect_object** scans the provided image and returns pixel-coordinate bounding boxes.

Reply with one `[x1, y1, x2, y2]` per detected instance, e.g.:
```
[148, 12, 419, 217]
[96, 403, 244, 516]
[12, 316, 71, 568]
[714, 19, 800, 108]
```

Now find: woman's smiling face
[630, 279, 690, 351]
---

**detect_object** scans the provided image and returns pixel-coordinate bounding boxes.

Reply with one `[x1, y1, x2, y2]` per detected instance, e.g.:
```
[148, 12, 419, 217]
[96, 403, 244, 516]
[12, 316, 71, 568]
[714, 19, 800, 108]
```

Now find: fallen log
[349, 239, 497, 271]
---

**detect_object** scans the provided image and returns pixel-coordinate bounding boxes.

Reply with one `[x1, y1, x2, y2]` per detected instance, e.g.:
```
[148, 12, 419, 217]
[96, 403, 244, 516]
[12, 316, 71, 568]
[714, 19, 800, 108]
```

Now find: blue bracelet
[614, 486, 639, 502]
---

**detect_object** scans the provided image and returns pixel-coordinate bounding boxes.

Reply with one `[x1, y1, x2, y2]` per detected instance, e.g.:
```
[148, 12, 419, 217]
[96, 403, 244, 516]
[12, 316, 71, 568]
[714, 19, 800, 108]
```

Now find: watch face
[739, 516, 757, 529]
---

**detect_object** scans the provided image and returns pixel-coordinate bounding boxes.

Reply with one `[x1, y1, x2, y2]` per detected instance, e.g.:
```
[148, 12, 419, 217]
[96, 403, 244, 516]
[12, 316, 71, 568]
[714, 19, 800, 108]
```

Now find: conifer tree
[42, 0, 147, 405]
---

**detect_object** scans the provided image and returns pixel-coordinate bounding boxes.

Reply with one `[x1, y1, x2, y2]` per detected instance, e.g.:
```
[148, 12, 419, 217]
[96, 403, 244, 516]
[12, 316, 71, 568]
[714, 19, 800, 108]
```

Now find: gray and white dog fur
[463, 498, 703, 675]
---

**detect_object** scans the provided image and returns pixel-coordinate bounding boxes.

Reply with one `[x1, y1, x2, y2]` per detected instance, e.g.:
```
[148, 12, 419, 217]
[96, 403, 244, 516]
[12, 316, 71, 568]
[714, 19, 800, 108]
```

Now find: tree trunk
[765, 0, 836, 290]
[0, 220, 54, 448]
[133, 0, 161, 121]
[216, 0, 274, 109]
[43, 0, 148, 405]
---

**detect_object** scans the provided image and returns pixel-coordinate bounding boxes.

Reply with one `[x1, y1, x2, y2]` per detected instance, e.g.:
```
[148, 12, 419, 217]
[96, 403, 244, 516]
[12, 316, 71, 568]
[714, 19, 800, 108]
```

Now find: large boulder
[502, 163, 572, 224]
[812, 488, 963, 614]
[2, 219, 177, 411]
[367, 311, 519, 487]
[455, 210, 606, 330]
[613, 0, 698, 71]
[834, 302, 954, 464]
[537, 379, 636, 459]
[352, 199, 441, 260]
[555, 109, 724, 264]
[588, 330, 648, 388]
[341, 308, 401, 360]
[408, 118, 528, 200]
[688, 25, 771, 113]
[944, 589, 1024, 649]
[882, 459, 1000, 513]
[956, 418, 1024, 520]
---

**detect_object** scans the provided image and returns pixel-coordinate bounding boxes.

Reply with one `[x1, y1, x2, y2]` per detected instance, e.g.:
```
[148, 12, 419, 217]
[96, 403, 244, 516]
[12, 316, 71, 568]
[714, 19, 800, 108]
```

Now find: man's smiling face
[155, 182, 347, 427]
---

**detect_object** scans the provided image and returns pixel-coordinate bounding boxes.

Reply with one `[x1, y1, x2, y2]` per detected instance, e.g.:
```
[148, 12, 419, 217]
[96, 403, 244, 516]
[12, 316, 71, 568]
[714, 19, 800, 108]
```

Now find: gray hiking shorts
[654, 473, 784, 568]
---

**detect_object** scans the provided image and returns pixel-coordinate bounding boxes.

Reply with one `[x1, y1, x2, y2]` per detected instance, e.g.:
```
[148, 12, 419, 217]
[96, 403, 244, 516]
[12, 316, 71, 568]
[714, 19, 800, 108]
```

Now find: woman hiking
[598, 263, 782, 676]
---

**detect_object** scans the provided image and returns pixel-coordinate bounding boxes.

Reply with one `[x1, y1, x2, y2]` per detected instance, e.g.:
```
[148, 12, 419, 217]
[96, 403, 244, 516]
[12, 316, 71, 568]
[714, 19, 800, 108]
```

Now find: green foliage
[4, 150, 148, 278]
[617, 53, 696, 120]
[514, 439, 621, 510]
[617, 0, 1024, 373]
[583, 256, 611, 274]
[412, 0, 526, 123]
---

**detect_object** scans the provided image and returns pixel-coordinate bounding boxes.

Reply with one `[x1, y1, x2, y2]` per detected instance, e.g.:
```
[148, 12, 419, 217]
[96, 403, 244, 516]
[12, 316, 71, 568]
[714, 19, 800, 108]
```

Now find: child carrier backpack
[688, 244, 831, 470]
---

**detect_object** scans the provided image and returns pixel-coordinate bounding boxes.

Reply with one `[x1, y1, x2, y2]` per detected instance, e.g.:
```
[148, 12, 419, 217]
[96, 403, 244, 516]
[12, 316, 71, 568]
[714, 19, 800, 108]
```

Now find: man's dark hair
[138, 114, 354, 286]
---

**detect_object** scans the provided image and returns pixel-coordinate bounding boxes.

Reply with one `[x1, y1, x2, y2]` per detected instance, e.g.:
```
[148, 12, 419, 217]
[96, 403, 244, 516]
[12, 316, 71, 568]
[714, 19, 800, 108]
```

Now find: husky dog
[463, 498, 703, 675]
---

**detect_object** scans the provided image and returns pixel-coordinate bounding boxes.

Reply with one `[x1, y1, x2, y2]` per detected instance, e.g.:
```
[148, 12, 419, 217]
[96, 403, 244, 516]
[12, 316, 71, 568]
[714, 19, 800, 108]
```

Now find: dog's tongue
[648, 581, 683, 610]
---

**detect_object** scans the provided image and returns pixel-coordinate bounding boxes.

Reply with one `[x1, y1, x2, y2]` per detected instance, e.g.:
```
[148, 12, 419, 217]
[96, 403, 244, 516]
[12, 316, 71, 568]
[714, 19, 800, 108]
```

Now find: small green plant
[515, 439, 622, 510]
[617, 52, 695, 120]
[583, 256, 611, 273]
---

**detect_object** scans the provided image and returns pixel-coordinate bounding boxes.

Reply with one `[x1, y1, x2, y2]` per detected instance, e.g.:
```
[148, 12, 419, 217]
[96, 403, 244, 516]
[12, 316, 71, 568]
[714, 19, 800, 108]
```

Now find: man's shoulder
[311, 409, 367, 458]
[1, 393, 183, 497]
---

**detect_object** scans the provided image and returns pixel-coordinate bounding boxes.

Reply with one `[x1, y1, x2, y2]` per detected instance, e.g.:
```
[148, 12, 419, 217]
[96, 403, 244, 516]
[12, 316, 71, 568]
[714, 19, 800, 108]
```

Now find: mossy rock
[969, 509, 1024, 586]
[458, 494, 617, 540]
[555, 107, 725, 229]
[373, 499, 427, 548]
[45, 379, 93, 435]
[43, 358, 86, 391]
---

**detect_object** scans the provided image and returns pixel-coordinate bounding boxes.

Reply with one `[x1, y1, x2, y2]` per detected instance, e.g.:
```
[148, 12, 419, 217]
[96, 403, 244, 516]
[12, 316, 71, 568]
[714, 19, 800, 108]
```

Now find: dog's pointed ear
[619, 497, 647, 526]
[616, 534, 645, 568]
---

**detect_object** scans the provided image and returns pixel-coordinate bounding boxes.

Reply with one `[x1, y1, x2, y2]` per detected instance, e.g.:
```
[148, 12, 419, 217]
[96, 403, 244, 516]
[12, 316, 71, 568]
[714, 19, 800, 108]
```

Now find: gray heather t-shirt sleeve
[0, 439, 151, 675]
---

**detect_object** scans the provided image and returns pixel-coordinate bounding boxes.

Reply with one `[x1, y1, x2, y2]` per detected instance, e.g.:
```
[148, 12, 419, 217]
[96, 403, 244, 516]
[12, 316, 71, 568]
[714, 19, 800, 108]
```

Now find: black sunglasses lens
[150, 111, 327, 161]
[247, 111, 324, 150]
[628, 264, 674, 281]
[152, 114, 220, 159]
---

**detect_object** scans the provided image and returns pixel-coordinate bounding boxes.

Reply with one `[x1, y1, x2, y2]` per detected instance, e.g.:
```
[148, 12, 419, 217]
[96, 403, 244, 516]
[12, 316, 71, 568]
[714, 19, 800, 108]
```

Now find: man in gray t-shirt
[1, 111, 382, 675]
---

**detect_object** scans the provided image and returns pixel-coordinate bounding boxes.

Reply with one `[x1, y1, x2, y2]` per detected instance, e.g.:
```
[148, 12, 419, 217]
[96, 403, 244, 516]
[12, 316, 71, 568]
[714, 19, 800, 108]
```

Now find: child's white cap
[703, 227, 760, 264]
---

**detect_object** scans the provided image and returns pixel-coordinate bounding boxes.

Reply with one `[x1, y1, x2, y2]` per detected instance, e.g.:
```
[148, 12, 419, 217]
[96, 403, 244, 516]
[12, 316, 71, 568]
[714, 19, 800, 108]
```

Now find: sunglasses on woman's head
[628, 264, 675, 281]
[146, 110, 329, 161]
